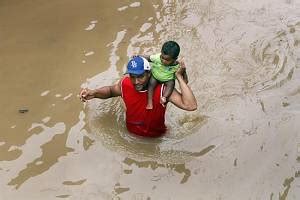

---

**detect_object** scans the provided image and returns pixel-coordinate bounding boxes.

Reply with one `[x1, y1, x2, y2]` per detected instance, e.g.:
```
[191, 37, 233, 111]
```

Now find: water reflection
[6, 122, 68, 189]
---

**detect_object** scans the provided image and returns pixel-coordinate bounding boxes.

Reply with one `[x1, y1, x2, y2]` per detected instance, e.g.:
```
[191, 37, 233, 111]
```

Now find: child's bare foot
[160, 96, 167, 105]
[146, 103, 153, 110]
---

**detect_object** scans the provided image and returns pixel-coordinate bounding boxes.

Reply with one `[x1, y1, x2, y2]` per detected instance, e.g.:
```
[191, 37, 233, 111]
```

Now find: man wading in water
[79, 56, 197, 137]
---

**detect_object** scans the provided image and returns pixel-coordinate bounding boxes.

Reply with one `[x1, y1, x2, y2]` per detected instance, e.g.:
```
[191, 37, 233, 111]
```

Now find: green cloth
[150, 53, 179, 82]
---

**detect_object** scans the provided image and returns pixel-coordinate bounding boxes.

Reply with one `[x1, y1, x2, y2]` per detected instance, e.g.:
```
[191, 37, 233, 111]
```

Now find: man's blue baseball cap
[126, 56, 151, 75]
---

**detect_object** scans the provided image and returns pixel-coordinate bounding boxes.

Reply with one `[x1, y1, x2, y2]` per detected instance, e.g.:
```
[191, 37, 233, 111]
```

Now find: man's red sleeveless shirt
[121, 77, 167, 137]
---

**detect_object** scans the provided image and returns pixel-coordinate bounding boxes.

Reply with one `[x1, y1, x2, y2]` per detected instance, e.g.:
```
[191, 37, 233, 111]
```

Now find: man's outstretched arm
[168, 62, 197, 111]
[80, 81, 122, 102]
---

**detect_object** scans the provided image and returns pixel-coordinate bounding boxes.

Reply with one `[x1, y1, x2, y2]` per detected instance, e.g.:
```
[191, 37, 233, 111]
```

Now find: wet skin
[129, 71, 151, 91]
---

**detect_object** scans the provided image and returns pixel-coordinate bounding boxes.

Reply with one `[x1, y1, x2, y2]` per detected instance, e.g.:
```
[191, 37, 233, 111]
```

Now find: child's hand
[131, 54, 139, 58]
[132, 55, 151, 62]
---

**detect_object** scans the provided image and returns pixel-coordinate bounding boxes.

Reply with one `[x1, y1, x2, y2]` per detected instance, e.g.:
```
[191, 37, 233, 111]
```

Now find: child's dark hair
[161, 41, 180, 59]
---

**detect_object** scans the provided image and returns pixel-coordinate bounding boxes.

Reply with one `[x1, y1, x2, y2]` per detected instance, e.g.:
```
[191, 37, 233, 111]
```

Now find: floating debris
[18, 108, 29, 113]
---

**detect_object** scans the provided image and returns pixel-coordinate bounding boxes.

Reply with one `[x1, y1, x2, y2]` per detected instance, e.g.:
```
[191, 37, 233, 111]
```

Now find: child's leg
[161, 79, 175, 104]
[146, 75, 158, 109]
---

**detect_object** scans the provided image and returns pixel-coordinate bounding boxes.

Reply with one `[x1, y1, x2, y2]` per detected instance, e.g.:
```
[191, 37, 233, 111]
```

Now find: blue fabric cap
[126, 56, 151, 75]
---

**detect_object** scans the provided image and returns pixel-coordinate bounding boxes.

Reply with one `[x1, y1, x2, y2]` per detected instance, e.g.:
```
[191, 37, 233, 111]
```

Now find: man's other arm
[168, 64, 197, 111]
[80, 81, 121, 102]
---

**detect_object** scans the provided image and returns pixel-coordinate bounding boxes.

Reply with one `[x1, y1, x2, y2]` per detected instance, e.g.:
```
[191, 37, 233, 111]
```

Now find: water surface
[1, 0, 300, 199]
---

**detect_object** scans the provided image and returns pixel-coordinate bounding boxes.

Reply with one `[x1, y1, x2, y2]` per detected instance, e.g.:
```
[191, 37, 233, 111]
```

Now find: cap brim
[126, 69, 145, 75]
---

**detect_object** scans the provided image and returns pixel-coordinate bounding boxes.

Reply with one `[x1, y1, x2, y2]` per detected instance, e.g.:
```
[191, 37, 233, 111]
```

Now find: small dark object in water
[19, 108, 29, 113]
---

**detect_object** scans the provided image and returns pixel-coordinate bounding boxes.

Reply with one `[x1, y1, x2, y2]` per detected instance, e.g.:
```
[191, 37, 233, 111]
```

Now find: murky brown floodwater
[1, 0, 300, 199]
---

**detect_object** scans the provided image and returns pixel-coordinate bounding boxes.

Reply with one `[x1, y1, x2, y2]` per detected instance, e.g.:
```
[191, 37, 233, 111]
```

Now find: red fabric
[121, 77, 167, 137]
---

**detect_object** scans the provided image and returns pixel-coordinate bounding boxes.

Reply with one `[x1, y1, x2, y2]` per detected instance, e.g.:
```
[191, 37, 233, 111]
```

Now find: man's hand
[79, 88, 95, 102]
[79, 83, 122, 102]
[176, 61, 188, 83]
